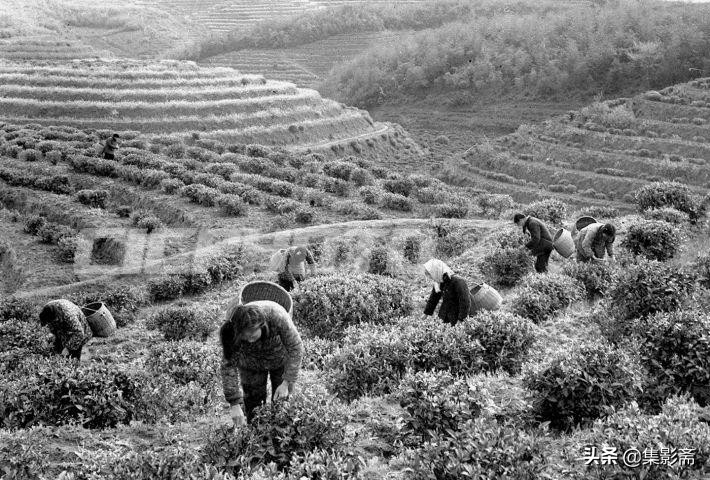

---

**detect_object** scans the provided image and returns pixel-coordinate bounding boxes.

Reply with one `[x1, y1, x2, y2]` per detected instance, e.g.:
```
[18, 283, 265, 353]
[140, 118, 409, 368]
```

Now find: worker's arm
[305, 248, 317, 275]
[525, 221, 540, 250]
[606, 238, 615, 259]
[424, 287, 442, 316]
[272, 306, 304, 393]
[454, 278, 472, 322]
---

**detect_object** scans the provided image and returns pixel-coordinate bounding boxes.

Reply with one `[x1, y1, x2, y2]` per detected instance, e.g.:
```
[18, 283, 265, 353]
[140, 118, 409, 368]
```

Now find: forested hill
[319, 0, 710, 108]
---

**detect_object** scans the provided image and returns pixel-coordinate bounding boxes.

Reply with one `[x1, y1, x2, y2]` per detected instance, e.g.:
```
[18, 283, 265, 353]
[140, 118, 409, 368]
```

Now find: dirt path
[290, 122, 390, 151]
[16, 217, 500, 300]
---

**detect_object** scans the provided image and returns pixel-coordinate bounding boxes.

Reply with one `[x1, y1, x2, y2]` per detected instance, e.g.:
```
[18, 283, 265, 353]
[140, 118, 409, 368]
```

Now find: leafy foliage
[562, 260, 618, 301]
[522, 199, 567, 225]
[634, 181, 706, 224]
[147, 302, 218, 341]
[510, 273, 583, 324]
[479, 230, 534, 287]
[523, 340, 643, 431]
[621, 220, 681, 261]
[293, 273, 413, 340]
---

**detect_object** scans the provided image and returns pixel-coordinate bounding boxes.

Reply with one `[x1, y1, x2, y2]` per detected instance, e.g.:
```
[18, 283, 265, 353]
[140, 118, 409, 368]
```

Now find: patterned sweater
[576, 223, 615, 260]
[39, 299, 92, 351]
[221, 300, 304, 406]
[286, 246, 315, 277]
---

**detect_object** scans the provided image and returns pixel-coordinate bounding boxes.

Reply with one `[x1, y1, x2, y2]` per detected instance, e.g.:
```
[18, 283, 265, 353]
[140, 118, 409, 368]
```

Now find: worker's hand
[230, 404, 246, 427]
[273, 381, 290, 401]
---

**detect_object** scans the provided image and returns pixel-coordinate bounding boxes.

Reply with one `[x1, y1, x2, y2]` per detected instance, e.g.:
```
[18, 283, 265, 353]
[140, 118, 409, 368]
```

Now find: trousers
[240, 365, 285, 422]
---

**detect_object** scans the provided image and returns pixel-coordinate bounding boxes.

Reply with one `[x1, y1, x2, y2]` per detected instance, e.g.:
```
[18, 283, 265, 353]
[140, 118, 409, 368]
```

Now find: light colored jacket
[221, 300, 304, 406]
[576, 223, 614, 259]
[285, 245, 315, 277]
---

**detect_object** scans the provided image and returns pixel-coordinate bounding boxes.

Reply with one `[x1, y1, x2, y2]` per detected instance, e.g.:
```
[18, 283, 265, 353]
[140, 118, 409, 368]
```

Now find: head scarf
[423, 259, 454, 293]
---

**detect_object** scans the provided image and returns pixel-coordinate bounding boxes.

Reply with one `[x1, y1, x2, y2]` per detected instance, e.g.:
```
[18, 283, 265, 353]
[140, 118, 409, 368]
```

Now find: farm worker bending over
[39, 299, 93, 361]
[220, 301, 304, 426]
[514, 213, 554, 273]
[576, 223, 616, 263]
[422, 259, 471, 327]
[277, 245, 317, 292]
[101, 133, 119, 160]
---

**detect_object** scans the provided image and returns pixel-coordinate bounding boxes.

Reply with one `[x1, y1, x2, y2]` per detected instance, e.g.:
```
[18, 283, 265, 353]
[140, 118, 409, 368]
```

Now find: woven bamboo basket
[470, 283, 503, 312]
[238, 281, 293, 315]
[575, 216, 597, 233]
[81, 302, 116, 338]
[553, 228, 575, 258]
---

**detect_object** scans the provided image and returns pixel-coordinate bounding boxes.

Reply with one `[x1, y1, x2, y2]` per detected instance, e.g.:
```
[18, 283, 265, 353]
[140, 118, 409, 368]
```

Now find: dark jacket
[221, 301, 304, 406]
[523, 216, 553, 255]
[424, 274, 471, 326]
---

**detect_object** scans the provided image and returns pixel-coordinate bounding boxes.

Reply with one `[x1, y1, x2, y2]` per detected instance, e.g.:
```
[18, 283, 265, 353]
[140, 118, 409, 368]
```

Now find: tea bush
[523, 340, 643, 430]
[510, 274, 584, 324]
[636, 310, 710, 409]
[522, 198, 567, 225]
[0, 297, 38, 323]
[322, 160, 354, 181]
[358, 185, 380, 205]
[477, 193, 515, 218]
[160, 178, 184, 194]
[558, 397, 710, 479]
[18, 148, 40, 162]
[479, 244, 533, 287]
[203, 387, 348, 474]
[381, 192, 413, 212]
[643, 206, 689, 225]
[218, 194, 247, 216]
[394, 371, 484, 440]
[293, 273, 413, 340]
[367, 245, 400, 277]
[434, 198, 469, 219]
[23, 215, 46, 235]
[694, 253, 710, 289]
[75, 189, 109, 209]
[383, 177, 415, 197]
[464, 311, 538, 374]
[0, 319, 53, 371]
[605, 259, 696, 324]
[562, 260, 618, 301]
[621, 220, 681, 261]
[147, 302, 217, 341]
[306, 235, 326, 263]
[1, 356, 143, 429]
[401, 417, 549, 479]
[431, 221, 470, 258]
[302, 337, 338, 371]
[147, 274, 185, 302]
[144, 341, 221, 389]
[324, 317, 486, 402]
[578, 205, 620, 218]
[38, 223, 74, 244]
[322, 177, 350, 197]
[57, 234, 79, 263]
[634, 181, 705, 223]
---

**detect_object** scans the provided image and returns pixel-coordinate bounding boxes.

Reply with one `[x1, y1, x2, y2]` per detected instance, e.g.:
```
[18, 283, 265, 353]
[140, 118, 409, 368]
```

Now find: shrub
[402, 417, 548, 479]
[431, 222, 469, 258]
[414, 186, 444, 204]
[643, 206, 689, 224]
[434, 199, 469, 218]
[523, 340, 643, 430]
[358, 186, 380, 205]
[18, 149, 40, 162]
[0, 297, 38, 323]
[324, 317, 485, 402]
[510, 273, 583, 324]
[557, 397, 710, 479]
[402, 235, 421, 264]
[480, 246, 533, 287]
[562, 260, 618, 301]
[349, 168, 374, 186]
[322, 177, 350, 197]
[578, 205, 619, 218]
[218, 194, 247, 216]
[694, 253, 710, 289]
[37, 223, 73, 244]
[68, 285, 146, 328]
[322, 161, 354, 181]
[204, 248, 243, 284]
[131, 211, 163, 233]
[144, 341, 220, 389]
[57, 235, 79, 263]
[477, 193, 514, 217]
[621, 220, 681, 261]
[147, 275, 185, 302]
[76, 189, 109, 209]
[395, 371, 484, 440]
[23, 215, 46, 235]
[381, 192, 413, 212]
[382, 177, 415, 197]
[293, 273, 413, 340]
[203, 387, 348, 474]
[147, 302, 217, 341]
[635, 310, 710, 408]
[90, 237, 126, 265]
[179, 270, 214, 296]
[634, 181, 705, 223]
[306, 235, 326, 263]
[160, 178, 184, 194]
[464, 311, 538, 374]
[522, 199, 567, 225]
[45, 150, 62, 165]
[1, 357, 143, 429]
[294, 207, 316, 224]
[181, 184, 221, 207]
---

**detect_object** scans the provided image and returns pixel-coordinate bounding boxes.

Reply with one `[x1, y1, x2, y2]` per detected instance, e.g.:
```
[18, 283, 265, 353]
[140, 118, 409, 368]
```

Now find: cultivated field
[439, 79, 710, 208]
[0, 59, 392, 148]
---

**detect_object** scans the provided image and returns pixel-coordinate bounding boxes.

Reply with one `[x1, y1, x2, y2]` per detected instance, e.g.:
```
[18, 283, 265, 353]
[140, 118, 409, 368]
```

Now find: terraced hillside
[202, 31, 404, 88]
[0, 59, 392, 148]
[443, 78, 710, 208]
[132, 0, 427, 33]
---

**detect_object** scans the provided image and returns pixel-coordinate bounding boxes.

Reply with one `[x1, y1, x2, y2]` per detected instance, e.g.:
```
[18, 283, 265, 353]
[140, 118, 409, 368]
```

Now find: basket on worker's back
[238, 281, 293, 315]
[81, 302, 116, 338]
[469, 283, 503, 314]
[553, 228, 575, 258]
[575, 216, 597, 233]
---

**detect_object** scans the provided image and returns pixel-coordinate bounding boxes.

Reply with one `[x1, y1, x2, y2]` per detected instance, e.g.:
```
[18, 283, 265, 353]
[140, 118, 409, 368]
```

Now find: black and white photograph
[0, 0, 709, 478]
